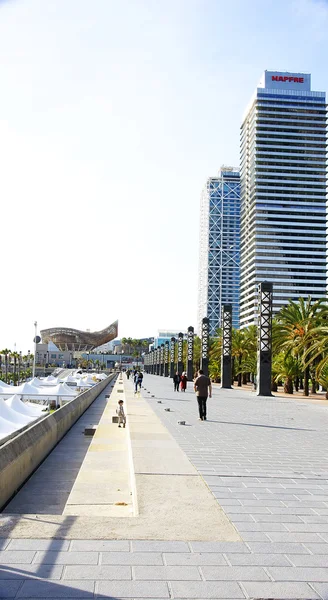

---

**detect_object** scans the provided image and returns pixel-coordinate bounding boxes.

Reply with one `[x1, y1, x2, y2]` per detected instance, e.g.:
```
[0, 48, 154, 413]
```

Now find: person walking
[137, 371, 143, 389]
[116, 399, 126, 428]
[173, 371, 181, 392]
[180, 372, 188, 392]
[194, 369, 212, 420]
[134, 371, 139, 393]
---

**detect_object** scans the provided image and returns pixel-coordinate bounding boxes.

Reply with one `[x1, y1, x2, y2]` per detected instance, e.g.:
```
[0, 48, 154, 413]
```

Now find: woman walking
[180, 372, 188, 392]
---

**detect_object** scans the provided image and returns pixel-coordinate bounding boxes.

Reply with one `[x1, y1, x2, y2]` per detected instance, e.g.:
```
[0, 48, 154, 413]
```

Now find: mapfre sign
[272, 75, 304, 83]
[263, 71, 311, 91]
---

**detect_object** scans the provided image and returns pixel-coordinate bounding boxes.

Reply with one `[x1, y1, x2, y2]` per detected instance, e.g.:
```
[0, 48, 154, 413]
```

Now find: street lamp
[120, 350, 124, 371]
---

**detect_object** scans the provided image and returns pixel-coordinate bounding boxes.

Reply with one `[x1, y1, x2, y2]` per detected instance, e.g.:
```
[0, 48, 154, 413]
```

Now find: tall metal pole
[221, 304, 232, 388]
[257, 282, 273, 396]
[32, 321, 37, 378]
[160, 344, 164, 376]
[200, 317, 209, 376]
[170, 337, 175, 378]
[164, 341, 169, 377]
[156, 346, 160, 376]
[187, 326, 194, 381]
[177, 332, 183, 375]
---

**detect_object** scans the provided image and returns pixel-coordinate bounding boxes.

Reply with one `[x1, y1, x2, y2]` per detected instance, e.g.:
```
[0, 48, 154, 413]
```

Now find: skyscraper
[240, 71, 327, 328]
[198, 166, 241, 336]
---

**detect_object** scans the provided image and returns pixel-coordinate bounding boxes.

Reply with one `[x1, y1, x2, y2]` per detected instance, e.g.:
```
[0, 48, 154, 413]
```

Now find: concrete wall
[0, 373, 116, 510]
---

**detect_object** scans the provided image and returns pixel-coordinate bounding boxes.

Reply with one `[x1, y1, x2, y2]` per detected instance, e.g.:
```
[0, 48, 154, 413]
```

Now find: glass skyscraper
[240, 71, 327, 328]
[198, 166, 241, 337]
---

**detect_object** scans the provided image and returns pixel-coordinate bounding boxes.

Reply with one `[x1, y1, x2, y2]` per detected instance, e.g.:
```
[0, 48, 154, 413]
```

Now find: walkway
[0, 374, 328, 599]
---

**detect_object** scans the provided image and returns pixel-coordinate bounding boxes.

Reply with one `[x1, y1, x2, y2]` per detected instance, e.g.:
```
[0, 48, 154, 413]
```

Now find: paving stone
[97, 580, 169, 598]
[169, 580, 245, 598]
[252, 514, 302, 522]
[0, 540, 10, 551]
[241, 581, 320, 599]
[304, 543, 328, 554]
[70, 540, 129, 551]
[268, 566, 328, 581]
[190, 542, 249, 553]
[201, 565, 269, 580]
[0, 580, 22, 598]
[226, 553, 291, 566]
[0, 564, 63, 579]
[7, 539, 70, 551]
[164, 553, 227, 566]
[246, 542, 310, 554]
[131, 541, 190, 553]
[287, 554, 328, 567]
[133, 566, 201, 580]
[238, 532, 271, 541]
[0, 551, 35, 564]
[33, 551, 99, 565]
[64, 565, 131, 579]
[311, 583, 328, 598]
[101, 551, 163, 565]
[237, 522, 288, 531]
[16, 580, 95, 598]
[267, 532, 323, 542]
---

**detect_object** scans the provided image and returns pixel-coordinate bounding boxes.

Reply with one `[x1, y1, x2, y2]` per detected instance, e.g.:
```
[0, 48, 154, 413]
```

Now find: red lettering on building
[271, 75, 304, 84]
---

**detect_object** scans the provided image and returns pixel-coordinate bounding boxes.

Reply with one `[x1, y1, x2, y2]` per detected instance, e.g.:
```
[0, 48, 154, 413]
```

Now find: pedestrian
[133, 371, 139, 393]
[116, 399, 126, 428]
[126, 370, 130, 380]
[137, 371, 143, 389]
[194, 369, 212, 421]
[173, 371, 181, 392]
[180, 372, 188, 392]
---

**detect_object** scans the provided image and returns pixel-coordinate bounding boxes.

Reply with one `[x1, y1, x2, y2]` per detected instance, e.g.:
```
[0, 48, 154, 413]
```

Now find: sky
[0, 0, 327, 352]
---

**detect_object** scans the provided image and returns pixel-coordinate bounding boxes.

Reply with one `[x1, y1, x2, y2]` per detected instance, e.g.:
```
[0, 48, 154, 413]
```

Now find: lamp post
[32, 321, 37, 378]
[120, 350, 124, 371]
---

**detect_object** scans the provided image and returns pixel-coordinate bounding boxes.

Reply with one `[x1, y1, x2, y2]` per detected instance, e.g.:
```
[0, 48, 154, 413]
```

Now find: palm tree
[11, 352, 20, 386]
[316, 363, 328, 400]
[274, 296, 328, 396]
[232, 329, 247, 386]
[1, 349, 11, 383]
[272, 352, 302, 394]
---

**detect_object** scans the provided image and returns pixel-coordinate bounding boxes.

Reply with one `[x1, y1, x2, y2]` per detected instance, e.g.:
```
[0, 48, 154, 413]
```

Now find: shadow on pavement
[206, 419, 313, 431]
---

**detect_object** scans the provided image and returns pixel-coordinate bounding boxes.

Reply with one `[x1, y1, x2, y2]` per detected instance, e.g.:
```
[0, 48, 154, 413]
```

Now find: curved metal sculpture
[40, 320, 118, 351]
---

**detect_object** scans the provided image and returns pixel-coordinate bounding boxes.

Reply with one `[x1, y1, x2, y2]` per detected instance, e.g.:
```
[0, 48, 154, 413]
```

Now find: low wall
[0, 373, 116, 510]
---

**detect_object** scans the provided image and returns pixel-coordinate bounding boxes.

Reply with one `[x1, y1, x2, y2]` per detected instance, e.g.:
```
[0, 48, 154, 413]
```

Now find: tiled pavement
[1, 375, 328, 599]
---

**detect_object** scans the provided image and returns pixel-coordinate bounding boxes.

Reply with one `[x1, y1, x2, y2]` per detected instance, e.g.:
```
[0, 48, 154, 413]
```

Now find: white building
[240, 71, 327, 328]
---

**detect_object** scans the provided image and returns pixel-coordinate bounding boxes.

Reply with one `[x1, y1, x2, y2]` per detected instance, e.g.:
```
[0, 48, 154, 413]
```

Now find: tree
[272, 352, 302, 394]
[11, 352, 20, 385]
[316, 363, 328, 400]
[0, 349, 11, 383]
[232, 329, 247, 386]
[274, 296, 328, 396]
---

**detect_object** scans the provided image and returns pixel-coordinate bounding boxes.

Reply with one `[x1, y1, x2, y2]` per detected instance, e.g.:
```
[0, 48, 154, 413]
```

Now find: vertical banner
[200, 317, 209, 376]
[170, 337, 176, 378]
[187, 326, 194, 381]
[257, 282, 273, 396]
[221, 304, 232, 388]
[164, 341, 169, 377]
[177, 332, 184, 375]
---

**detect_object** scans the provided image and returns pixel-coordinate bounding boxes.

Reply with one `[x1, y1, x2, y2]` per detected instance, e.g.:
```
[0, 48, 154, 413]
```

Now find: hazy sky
[0, 0, 327, 352]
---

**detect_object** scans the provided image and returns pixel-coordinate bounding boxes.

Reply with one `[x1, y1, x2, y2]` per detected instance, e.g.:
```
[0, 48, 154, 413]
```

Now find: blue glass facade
[198, 167, 241, 336]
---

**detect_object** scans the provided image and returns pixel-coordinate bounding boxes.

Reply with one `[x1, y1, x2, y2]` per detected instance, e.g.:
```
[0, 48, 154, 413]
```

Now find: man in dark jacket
[194, 369, 212, 420]
[173, 372, 181, 392]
